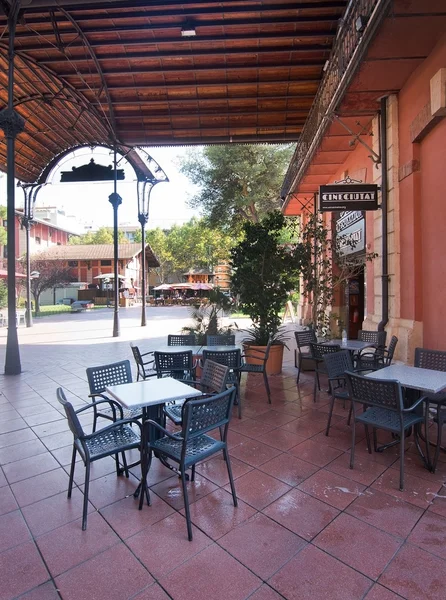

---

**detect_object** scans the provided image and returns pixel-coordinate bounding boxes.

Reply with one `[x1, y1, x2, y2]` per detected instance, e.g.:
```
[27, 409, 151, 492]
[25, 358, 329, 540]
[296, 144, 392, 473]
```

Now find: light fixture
[355, 15, 368, 33]
[181, 26, 196, 37]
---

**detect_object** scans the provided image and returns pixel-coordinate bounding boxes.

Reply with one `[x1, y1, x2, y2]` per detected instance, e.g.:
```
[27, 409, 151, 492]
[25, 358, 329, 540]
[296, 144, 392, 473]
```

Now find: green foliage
[182, 289, 234, 344]
[0, 279, 7, 308]
[69, 227, 128, 245]
[30, 259, 75, 313]
[179, 144, 295, 232]
[230, 211, 304, 346]
[0, 205, 7, 246]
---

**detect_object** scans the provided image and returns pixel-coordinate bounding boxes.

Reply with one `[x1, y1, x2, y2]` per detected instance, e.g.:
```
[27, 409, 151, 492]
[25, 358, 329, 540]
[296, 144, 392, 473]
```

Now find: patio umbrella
[190, 283, 214, 290]
[94, 273, 125, 280]
[153, 283, 173, 290]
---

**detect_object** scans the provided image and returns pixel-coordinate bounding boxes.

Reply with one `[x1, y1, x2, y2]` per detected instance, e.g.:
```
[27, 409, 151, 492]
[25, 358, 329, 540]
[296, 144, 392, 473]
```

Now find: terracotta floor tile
[3, 452, 60, 484]
[0, 509, 32, 553]
[230, 418, 277, 439]
[39, 431, 73, 451]
[0, 428, 37, 449]
[230, 469, 291, 510]
[346, 488, 424, 538]
[50, 444, 81, 467]
[263, 488, 339, 540]
[297, 469, 366, 510]
[0, 484, 18, 515]
[17, 581, 61, 600]
[289, 438, 343, 467]
[429, 485, 446, 518]
[0, 541, 49, 600]
[31, 419, 69, 438]
[229, 438, 283, 467]
[11, 468, 69, 508]
[269, 544, 371, 600]
[0, 417, 28, 434]
[247, 584, 284, 600]
[24, 411, 64, 427]
[259, 453, 318, 486]
[311, 428, 359, 452]
[372, 468, 442, 508]
[101, 492, 174, 539]
[364, 584, 406, 600]
[197, 455, 253, 486]
[252, 410, 297, 427]
[0, 438, 48, 466]
[80, 472, 140, 509]
[186, 488, 256, 540]
[131, 583, 171, 600]
[219, 512, 306, 579]
[379, 543, 446, 600]
[313, 512, 402, 580]
[54, 542, 153, 600]
[66, 455, 118, 484]
[0, 468, 6, 488]
[127, 512, 213, 578]
[254, 429, 307, 451]
[326, 452, 389, 486]
[150, 473, 217, 510]
[159, 543, 261, 600]
[407, 511, 446, 560]
[280, 417, 327, 437]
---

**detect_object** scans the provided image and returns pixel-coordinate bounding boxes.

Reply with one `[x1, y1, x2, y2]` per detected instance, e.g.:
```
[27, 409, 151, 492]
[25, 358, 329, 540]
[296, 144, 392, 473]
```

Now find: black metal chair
[202, 348, 242, 417]
[345, 371, 427, 491]
[154, 350, 196, 381]
[86, 360, 141, 431]
[235, 336, 273, 404]
[164, 359, 230, 425]
[139, 387, 237, 541]
[358, 330, 388, 347]
[206, 334, 236, 346]
[356, 335, 398, 371]
[130, 343, 156, 381]
[294, 329, 317, 384]
[323, 350, 355, 435]
[168, 334, 197, 346]
[309, 342, 341, 402]
[57, 387, 141, 530]
[415, 347, 446, 473]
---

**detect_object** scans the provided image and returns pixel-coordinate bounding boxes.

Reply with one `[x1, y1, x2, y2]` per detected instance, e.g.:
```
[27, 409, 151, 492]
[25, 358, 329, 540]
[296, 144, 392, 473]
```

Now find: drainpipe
[378, 96, 389, 332]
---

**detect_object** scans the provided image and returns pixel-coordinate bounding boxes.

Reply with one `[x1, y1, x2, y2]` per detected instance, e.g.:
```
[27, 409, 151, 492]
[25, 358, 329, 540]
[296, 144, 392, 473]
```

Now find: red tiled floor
[219, 512, 306, 579]
[346, 488, 424, 538]
[379, 543, 446, 600]
[2, 452, 60, 484]
[407, 510, 446, 560]
[0, 541, 49, 600]
[429, 485, 446, 518]
[17, 581, 61, 600]
[159, 543, 261, 600]
[0, 428, 37, 449]
[313, 512, 402, 580]
[79, 471, 141, 509]
[326, 452, 389, 486]
[255, 428, 307, 451]
[54, 542, 153, 600]
[0, 485, 18, 516]
[230, 418, 278, 440]
[196, 455, 253, 486]
[36, 511, 119, 576]
[150, 473, 218, 510]
[229, 438, 283, 467]
[0, 509, 31, 553]
[252, 409, 297, 427]
[132, 583, 172, 600]
[289, 438, 343, 466]
[372, 468, 442, 508]
[247, 585, 284, 600]
[263, 488, 339, 540]
[258, 453, 318, 486]
[127, 512, 213, 578]
[364, 584, 405, 599]
[0, 438, 48, 465]
[10, 468, 69, 508]
[280, 417, 327, 438]
[297, 469, 366, 510]
[229, 469, 291, 510]
[269, 544, 371, 600]
[0, 468, 6, 488]
[186, 488, 256, 540]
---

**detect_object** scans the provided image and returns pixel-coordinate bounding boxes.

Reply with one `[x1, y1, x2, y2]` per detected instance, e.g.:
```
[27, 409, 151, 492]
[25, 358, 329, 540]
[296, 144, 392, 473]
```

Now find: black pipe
[109, 146, 121, 337]
[378, 96, 389, 332]
[140, 214, 147, 326]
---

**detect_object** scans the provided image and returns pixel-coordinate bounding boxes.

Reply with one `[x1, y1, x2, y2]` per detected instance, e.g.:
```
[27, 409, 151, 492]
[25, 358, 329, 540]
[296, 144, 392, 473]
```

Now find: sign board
[319, 184, 379, 212]
[336, 211, 365, 256]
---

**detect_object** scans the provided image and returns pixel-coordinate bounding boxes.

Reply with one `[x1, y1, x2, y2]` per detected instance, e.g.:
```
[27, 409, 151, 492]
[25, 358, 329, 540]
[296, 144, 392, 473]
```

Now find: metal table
[200, 345, 243, 353]
[366, 364, 446, 394]
[153, 345, 204, 355]
[323, 339, 376, 352]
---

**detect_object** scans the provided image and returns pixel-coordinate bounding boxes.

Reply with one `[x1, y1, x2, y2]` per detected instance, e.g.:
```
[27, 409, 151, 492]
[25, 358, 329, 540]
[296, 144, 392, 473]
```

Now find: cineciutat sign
[319, 184, 379, 212]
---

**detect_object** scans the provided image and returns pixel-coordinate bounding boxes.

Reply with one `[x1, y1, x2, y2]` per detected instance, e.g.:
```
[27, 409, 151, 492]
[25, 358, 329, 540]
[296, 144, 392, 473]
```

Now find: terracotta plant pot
[243, 343, 284, 375]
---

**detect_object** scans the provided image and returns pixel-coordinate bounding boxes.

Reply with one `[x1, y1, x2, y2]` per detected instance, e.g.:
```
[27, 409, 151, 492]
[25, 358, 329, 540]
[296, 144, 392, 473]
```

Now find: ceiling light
[181, 27, 196, 37]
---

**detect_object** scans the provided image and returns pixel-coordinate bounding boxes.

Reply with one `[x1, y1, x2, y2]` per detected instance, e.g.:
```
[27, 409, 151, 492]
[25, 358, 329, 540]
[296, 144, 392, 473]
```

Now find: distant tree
[69, 227, 127, 245]
[30, 259, 75, 313]
[0, 279, 7, 308]
[0, 205, 7, 247]
[179, 144, 295, 231]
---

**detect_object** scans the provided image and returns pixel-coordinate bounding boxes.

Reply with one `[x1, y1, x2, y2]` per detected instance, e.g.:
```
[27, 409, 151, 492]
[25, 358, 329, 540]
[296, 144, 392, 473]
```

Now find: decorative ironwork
[61, 158, 125, 182]
[0, 108, 25, 138]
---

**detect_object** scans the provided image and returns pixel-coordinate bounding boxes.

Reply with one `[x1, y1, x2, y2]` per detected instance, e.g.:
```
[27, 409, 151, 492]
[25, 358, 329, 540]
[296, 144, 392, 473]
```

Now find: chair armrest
[83, 417, 142, 440]
[143, 419, 183, 441]
[140, 350, 154, 358]
[76, 398, 124, 419]
[402, 396, 428, 412]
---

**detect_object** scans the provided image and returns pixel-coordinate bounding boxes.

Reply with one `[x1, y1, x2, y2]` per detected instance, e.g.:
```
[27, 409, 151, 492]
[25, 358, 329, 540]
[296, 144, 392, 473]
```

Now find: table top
[323, 339, 375, 352]
[201, 345, 242, 353]
[366, 364, 446, 394]
[154, 345, 204, 355]
[106, 377, 200, 409]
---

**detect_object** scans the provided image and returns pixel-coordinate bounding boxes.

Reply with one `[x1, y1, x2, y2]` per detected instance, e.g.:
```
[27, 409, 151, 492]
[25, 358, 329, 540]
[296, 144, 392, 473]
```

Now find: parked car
[71, 301, 94, 312]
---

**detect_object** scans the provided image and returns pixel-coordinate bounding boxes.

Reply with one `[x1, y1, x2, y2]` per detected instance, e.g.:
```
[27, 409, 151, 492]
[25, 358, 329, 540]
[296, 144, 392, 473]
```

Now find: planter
[243, 343, 284, 375]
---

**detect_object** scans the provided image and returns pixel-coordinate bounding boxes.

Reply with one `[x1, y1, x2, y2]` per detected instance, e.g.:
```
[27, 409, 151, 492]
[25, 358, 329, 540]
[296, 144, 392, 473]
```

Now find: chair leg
[373, 428, 378, 452]
[313, 368, 318, 403]
[364, 425, 372, 454]
[180, 468, 193, 541]
[296, 354, 302, 385]
[347, 403, 353, 426]
[236, 382, 242, 419]
[432, 415, 443, 474]
[82, 460, 91, 531]
[325, 396, 335, 436]
[92, 405, 98, 433]
[191, 464, 196, 482]
[68, 446, 77, 498]
[399, 428, 405, 491]
[224, 448, 238, 507]
[263, 370, 271, 404]
[350, 419, 356, 469]
[121, 451, 129, 478]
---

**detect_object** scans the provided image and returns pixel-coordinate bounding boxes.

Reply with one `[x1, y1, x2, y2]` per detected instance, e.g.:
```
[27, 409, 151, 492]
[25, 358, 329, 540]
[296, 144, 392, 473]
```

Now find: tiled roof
[31, 243, 159, 267]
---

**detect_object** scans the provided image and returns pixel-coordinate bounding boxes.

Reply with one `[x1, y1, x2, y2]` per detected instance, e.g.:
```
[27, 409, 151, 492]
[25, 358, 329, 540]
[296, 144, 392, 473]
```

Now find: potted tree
[230, 211, 303, 374]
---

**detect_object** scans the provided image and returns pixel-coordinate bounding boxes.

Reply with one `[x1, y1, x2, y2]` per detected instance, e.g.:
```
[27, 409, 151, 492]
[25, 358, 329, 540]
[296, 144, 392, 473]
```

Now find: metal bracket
[332, 114, 381, 165]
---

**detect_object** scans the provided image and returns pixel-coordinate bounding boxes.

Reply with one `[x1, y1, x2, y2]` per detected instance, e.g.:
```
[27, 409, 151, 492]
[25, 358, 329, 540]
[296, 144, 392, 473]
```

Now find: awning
[0, 269, 26, 279]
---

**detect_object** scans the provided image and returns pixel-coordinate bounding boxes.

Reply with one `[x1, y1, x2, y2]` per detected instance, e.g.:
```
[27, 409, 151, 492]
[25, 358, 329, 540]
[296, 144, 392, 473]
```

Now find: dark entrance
[345, 269, 365, 340]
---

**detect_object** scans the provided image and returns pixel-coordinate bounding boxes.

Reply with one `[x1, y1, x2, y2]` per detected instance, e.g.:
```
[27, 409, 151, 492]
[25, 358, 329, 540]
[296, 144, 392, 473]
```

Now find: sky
[0, 146, 201, 231]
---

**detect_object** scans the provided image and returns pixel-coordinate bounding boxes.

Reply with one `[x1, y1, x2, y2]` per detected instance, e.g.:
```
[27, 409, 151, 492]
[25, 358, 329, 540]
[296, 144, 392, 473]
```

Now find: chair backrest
[346, 371, 404, 413]
[168, 334, 196, 346]
[295, 330, 317, 352]
[206, 334, 236, 346]
[414, 347, 446, 372]
[200, 360, 230, 393]
[154, 350, 194, 379]
[57, 387, 85, 440]
[86, 360, 133, 395]
[202, 348, 242, 370]
[323, 350, 354, 380]
[181, 387, 236, 441]
[310, 342, 340, 361]
[384, 335, 398, 365]
[130, 343, 144, 373]
[358, 330, 387, 347]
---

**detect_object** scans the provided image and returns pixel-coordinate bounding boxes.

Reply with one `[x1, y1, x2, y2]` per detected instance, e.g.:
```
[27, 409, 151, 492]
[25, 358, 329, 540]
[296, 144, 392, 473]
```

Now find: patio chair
[309, 342, 341, 402]
[130, 343, 156, 381]
[164, 359, 230, 425]
[154, 350, 196, 381]
[167, 334, 196, 346]
[86, 360, 141, 431]
[294, 329, 317, 384]
[235, 336, 273, 404]
[355, 335, 399, 372]
[202, 348, 242, 417]
[346, 371, 427, 491]
[206, 334, 236, 346]
[139, 387, 237, 540]
[357, 330, 387, 359]
[323, 350, 355, 435]
[57, 387, 141, 530]
[415, 347, 446, 472]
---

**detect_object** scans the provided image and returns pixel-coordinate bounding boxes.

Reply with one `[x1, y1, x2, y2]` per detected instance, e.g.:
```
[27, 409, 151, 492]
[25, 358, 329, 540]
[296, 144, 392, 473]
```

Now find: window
[49, 230, 52, 238]
[68, 260, 78, 267]
[35, 237, 41, 245]
[3, 219, 7, 228]
[101, 260, 112, 266]
[3, 246, 7, 258]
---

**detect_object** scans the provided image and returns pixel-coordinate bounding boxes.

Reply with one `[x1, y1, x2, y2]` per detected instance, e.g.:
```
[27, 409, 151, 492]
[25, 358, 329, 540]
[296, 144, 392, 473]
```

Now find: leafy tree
[0, 205, 7, 247]
[30, 259, 75, 313]
[69, 227, 127, 245]
[0, 279, 7, 308]
[179, 144, 295, 231]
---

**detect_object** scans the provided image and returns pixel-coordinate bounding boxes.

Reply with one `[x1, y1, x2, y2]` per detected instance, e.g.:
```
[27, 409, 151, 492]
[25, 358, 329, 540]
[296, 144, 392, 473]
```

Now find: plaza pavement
[0, 307, 445, 600]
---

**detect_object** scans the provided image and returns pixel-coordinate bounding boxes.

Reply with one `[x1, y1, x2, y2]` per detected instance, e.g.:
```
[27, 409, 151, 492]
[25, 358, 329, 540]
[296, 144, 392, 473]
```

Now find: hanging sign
[319, 183, 379, 212]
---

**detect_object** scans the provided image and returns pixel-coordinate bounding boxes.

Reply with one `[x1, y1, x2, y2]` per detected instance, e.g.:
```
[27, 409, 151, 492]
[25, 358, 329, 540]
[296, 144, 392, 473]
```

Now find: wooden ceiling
[0, 0, 347, 182]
